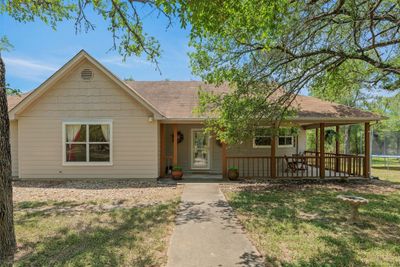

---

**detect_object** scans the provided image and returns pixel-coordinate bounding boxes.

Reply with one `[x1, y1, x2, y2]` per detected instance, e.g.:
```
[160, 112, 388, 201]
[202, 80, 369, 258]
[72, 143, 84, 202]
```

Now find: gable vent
[81, 69, 93, 81]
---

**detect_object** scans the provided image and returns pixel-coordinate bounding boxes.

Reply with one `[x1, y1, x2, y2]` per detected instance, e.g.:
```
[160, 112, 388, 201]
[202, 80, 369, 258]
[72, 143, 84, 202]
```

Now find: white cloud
[4, 57, 57, 71]
[101, 56, 151, 68]
[3, 56, 58, 82]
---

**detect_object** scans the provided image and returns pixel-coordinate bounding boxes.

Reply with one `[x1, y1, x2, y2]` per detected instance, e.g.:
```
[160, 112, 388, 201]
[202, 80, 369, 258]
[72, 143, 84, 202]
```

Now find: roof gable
[8, 50, 164, 120]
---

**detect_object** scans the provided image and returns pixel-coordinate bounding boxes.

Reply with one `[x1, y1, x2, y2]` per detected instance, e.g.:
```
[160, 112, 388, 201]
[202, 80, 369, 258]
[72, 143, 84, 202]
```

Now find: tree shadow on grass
[15, 201, 99, 226]
[279, 235, 364, 267]
[14, 201, 178, 267]
[227, 185, 400, 266]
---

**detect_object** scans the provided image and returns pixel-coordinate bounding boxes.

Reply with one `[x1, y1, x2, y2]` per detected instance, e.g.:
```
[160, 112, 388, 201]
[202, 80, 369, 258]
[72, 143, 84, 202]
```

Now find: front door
[191, 129, 210, 169]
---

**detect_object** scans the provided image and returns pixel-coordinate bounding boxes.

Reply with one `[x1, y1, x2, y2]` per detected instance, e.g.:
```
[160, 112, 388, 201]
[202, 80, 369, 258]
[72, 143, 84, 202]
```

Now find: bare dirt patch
[13, 179, 183, 207]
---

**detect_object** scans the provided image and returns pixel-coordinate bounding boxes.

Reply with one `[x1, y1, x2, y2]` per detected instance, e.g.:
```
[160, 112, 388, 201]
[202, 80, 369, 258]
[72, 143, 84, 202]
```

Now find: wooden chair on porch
[284, 155, 298, 173]
[292, 153, 307, 171]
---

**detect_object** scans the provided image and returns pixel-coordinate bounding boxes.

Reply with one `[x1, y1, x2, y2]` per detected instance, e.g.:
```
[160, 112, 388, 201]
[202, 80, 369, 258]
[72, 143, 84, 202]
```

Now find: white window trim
[253, 126, 272, 148]
[62, 119, 113, 166]
[190, 128, 211, 170]
[278, 135, 295, 148]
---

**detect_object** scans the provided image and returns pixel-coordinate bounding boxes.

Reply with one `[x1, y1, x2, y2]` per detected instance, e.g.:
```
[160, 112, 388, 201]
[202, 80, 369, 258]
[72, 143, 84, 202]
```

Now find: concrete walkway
[167, 183, 264, 267]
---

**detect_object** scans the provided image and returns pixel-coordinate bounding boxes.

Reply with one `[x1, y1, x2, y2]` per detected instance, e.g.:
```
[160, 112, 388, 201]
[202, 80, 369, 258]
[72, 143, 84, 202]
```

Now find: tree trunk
[0, 54, 16, 265]
[344, 125, 351, 154]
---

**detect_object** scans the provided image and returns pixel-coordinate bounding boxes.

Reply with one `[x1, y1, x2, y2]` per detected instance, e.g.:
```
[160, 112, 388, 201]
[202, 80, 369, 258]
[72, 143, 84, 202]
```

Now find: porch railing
[304, 151, 364, 177]
[226, 156, 271, 178]
[276, 156, 320, 178]
[225, 152, 365, 179]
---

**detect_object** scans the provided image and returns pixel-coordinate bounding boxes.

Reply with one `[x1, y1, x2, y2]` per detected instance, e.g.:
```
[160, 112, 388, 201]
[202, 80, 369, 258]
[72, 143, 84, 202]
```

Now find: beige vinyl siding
[157, 121, 161, 176]
[164, 124, 222, 174]
[227, 128, 307, 157]
[17, 60, 158, 179]
[10, 120, 18, 177]
[227, 128, 307, 175]
[297, 129, 307, 153]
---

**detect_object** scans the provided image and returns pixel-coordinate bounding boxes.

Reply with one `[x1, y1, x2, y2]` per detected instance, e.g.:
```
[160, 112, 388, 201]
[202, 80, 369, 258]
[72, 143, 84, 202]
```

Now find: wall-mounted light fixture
[148, 116, 154, 122]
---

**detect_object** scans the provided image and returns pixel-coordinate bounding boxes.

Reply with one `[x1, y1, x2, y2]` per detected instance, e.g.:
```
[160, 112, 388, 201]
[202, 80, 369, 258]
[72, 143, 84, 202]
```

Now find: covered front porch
[159, 123, 224, 178]
[159, 122, 372, 179]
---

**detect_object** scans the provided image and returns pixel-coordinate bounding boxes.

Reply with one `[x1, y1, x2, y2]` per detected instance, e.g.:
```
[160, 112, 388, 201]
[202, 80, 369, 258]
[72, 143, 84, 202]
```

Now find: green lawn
[12, 181, 182, 267]
[371, 157, 400, 183]
[222, 182, 400, 266]
[372, 157, 400, 168]
[371, 168, 400, 184]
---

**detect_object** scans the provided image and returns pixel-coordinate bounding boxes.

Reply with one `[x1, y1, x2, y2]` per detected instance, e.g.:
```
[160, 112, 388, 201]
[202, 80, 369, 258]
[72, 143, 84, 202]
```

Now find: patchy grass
[13, 181, 182, 267]
[222, 181, 400, 266]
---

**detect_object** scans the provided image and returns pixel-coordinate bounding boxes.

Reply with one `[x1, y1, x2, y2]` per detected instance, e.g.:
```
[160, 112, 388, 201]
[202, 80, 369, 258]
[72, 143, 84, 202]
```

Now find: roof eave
[290, 116, 384, 123]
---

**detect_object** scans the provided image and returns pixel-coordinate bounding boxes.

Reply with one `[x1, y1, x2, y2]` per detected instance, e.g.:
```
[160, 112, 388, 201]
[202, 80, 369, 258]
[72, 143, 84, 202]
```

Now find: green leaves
[1, 0, 76, 29]
[196, 82, 297, 144]
[187, 0, 400, 144]
[0, 36, 13, 53]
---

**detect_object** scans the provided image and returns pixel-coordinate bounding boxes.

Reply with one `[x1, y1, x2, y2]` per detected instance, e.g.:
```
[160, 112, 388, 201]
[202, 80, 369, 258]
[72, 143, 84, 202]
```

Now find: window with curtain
[64, 122, 111, 164]
[253, 127, 272, 148]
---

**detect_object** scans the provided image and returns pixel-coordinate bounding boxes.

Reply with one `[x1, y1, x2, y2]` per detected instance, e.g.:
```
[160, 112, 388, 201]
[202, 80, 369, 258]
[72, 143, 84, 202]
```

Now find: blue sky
[1, 8, 196, 93]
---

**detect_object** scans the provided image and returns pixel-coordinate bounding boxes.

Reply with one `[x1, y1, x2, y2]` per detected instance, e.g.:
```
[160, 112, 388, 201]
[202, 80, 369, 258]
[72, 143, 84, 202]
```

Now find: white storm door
[191, 129, 210, 169]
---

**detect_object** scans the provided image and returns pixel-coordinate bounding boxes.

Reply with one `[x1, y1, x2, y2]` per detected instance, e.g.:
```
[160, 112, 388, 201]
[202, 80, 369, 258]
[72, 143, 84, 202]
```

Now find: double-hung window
[63, 120, 112, 165]
[253, 127, 272, 148]
[253, 127, 295, 148]
[278, 128, 295, 147]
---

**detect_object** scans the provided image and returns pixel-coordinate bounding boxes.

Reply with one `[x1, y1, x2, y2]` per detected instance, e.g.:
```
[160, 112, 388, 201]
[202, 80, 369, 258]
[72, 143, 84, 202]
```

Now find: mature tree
[309, 61, 372, 107]
[188, 0, 400, 143]
[0, 0, 173, 264]
[368, 93, 400, 131]
[308, 60, 372, 153]
[308, 60, 400, 154]
[367, 93, 400, 154]
[0, 36, 16, 265]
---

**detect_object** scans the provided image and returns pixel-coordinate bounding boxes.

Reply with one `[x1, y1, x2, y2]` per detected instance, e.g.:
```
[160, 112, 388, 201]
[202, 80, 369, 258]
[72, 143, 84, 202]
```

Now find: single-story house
[7, 50, 383, 180]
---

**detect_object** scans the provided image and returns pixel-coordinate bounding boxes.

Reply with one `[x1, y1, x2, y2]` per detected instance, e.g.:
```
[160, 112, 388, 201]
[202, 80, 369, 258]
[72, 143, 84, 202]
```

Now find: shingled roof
[125, 81, 382, 121]
[125, 81, 229, 119]
[7, 81, 382, 122]
[7, 93, 30, 111]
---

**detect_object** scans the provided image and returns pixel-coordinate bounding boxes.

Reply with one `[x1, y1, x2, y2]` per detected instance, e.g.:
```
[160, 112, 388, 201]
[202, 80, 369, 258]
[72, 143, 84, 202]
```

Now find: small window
[278, 128, 295, 147]
[64, 121, 112, 165]
[253, 127, 272, 148]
